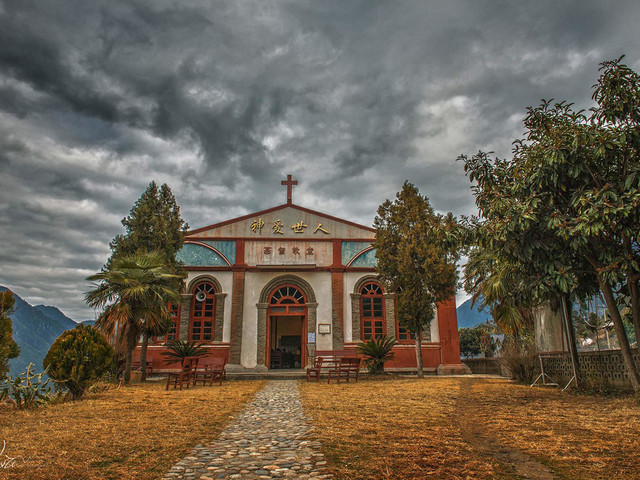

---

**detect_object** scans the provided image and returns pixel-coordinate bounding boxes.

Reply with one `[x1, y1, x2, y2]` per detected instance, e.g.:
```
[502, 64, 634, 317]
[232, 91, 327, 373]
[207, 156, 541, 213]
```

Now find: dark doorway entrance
[266, 284, 308, 369]
[269, 315, 303, 369]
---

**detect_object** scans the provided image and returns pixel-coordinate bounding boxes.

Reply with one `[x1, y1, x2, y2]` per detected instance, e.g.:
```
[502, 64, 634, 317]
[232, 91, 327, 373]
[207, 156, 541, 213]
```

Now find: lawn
[299, 376, 640, 480]
[0, 380, 265, 480]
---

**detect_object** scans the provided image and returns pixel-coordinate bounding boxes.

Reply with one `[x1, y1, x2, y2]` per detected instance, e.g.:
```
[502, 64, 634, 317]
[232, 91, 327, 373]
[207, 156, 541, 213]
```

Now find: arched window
[190, 282, 216, 342]
[360, 282, 385, 340]
[269, 285, 306, 314]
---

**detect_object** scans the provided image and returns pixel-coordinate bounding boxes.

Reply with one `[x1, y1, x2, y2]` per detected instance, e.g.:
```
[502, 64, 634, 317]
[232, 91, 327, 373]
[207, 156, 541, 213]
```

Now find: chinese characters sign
[250, 218, 330, 235]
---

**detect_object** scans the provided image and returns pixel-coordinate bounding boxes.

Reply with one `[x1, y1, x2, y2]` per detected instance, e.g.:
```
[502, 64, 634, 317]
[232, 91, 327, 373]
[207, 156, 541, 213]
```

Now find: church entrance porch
[266, 284, 308, 369]
[268, 315, 303, 369]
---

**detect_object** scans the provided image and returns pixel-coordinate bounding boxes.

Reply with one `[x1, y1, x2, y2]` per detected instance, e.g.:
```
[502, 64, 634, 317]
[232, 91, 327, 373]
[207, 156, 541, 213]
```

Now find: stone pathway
[161, 381, 333, 480]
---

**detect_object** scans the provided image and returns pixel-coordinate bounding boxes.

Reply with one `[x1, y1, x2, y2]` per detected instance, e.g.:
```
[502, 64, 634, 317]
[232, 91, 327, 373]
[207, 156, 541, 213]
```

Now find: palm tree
[464, 249, 535, 340]
[162, 340, 208, 366]
[85, 252, 184, 383]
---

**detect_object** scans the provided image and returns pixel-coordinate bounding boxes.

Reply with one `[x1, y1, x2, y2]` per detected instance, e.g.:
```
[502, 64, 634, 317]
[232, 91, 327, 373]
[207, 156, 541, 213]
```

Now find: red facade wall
[436, 297, 463, 365]
[133, 345, 230, 372]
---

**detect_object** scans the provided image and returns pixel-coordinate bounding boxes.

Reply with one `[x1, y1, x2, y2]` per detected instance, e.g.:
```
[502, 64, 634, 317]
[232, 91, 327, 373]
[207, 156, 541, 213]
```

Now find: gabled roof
[187, 203, 375, 237]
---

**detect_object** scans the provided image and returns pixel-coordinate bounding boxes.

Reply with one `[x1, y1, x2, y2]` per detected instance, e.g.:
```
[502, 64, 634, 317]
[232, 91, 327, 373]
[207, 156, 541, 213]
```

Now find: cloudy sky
[1, 0, 639, 320]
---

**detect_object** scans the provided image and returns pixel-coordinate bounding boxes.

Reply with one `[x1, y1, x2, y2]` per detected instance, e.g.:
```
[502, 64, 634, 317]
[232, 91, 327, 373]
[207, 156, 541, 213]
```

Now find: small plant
[356, 335, 397, 374]
[162, 340, 208, 366]
[44, 324, 114, 400]
[0, 363, 52, 409]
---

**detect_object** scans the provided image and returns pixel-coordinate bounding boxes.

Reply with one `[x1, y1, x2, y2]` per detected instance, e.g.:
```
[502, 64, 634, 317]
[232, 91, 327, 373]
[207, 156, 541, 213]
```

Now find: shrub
[43, 324, 114, 400]
[499, 336, 538, 383]
[0, 363, 52, 409]
[356, 336, 397, 374]
[162, 340, 208, 366]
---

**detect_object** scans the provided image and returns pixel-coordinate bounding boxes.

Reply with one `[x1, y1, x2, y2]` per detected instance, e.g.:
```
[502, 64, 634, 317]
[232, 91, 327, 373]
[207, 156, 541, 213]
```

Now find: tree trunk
[594, 297, 601, 351]
[599, 279, 640, 393]
[627, 278, 640, 347]
[415, 327, 424, 378]
[123, 331, 136, 385]
[140, 330, 149, 382]
[561, 296, 582, 389]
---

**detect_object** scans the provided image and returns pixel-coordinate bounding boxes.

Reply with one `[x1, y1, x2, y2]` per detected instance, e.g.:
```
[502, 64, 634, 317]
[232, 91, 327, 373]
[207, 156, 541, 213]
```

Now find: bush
[43, 325, 114, 400]
[499, 336, 538, 383]
[356, 336, 397, 374]
[0, 363, 52, 409]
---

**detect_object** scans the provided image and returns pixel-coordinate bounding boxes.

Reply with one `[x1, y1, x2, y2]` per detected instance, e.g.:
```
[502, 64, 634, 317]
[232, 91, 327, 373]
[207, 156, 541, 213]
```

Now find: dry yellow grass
[0, 380, 265, 480]
[299, 376, 640, 480]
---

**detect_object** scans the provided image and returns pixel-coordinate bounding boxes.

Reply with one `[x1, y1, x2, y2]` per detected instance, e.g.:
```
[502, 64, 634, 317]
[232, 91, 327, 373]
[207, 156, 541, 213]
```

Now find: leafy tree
[0, 290, 20, 378]
[86, 252, 184, 384]
[43, 325, 114, 399]
[374, 182, 461, 377]
[356, 335, 397, 374]
[458, 328, 481, 358]
[105, 182, 188, 381]
[459, 322, 496, 358]
[460, 57, 640, 392]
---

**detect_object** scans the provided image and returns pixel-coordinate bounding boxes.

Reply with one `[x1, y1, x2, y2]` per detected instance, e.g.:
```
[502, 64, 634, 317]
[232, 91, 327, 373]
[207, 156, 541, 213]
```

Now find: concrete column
[306, 302, 318, 366]
[214, 293, 227, 342]
[331, 271, 344, 349]
[229, 270, 245, 364]
[256, 303, 268, 367]
[178, 294, 192, 341]
[384, 293, 396, 339]
[350, 294, 361, 342]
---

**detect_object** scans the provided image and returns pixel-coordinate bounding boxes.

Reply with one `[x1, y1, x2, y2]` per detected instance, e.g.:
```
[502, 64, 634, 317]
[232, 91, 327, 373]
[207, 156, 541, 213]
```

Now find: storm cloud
[1, 0, 639, 319]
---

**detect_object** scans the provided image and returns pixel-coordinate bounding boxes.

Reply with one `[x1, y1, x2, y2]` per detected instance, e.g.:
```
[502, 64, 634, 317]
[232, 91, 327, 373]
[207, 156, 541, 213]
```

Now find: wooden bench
[166, 357, 199, 390]
[327, 357, 361, 384]
[194, 357, 227, 386]
[306, 356, 340, 382]
[306, 350, 356, 382]
[131, 359, 154, 375]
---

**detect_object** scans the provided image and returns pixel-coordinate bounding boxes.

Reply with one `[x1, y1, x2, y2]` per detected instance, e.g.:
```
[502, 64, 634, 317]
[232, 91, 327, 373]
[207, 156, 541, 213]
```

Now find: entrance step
[226, 369, 307, 381]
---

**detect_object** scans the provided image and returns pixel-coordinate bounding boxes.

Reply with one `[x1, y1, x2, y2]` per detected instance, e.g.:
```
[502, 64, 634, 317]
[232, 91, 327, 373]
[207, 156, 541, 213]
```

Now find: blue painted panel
[351, 248, 378, 267]
[200, 240, 236, 265]
[342, 241, 371, 265]
[177, 243, 229, 267]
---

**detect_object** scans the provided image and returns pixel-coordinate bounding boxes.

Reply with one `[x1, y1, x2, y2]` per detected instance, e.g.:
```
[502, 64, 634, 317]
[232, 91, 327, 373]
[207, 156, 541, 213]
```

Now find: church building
[145, 176, 466, 373]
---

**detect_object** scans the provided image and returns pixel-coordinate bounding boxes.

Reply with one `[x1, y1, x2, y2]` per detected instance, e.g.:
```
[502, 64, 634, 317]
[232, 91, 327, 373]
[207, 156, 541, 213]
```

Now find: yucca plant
[162, 340, 208, 366]
[0, 363, 52, 409]
[356, 335, 397, 374]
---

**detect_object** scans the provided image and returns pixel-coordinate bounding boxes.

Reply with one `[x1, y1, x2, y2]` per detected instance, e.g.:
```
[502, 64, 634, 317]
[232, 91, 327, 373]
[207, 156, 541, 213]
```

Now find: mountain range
[1, 286, 79, 376]
[456, 297, 493, 329]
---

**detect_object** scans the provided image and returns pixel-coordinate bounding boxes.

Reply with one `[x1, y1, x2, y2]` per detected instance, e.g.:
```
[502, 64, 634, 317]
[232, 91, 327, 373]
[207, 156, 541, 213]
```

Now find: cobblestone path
[161, 381, 333, 479]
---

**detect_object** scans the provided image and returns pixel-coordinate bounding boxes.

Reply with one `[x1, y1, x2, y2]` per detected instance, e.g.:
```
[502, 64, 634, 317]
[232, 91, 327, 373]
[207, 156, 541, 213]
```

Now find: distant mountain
[1, 286, 78, 375]
[456, 297, 493, 329]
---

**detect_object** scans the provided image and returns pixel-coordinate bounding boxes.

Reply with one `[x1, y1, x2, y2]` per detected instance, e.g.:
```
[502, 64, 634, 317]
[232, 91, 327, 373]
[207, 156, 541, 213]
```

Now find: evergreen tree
[108, 182, 188, 266]
[0, 290, 20, 378]
[104, 182, 188, 381]
[374, 182, 461, 377]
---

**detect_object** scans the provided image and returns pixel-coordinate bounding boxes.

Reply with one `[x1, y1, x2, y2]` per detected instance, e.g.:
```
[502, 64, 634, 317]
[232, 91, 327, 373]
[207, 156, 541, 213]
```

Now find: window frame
[360, 282, 386, 341]
[190, 282, 216, 342]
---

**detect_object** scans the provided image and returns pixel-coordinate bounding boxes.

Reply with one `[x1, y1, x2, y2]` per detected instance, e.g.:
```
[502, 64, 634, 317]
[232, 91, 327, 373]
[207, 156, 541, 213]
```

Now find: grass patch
[299, 376, 640, 480]
[0, 380, 265, 480]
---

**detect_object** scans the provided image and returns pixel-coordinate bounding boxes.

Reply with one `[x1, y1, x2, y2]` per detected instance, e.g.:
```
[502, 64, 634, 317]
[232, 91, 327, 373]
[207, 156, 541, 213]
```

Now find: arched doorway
[267, 285, 308, 369]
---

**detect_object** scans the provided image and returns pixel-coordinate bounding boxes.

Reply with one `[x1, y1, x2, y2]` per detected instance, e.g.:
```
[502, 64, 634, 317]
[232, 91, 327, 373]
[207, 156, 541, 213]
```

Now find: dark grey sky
[1, 0, 639, 319]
